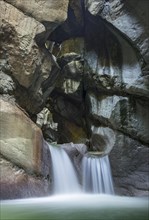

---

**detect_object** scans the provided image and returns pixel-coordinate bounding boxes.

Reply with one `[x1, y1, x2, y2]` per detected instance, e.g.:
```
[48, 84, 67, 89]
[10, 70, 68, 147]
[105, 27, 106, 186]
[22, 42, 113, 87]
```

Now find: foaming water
[2, 144, 147, 220]
[1, 194, 148, 220]
[83, 155, 114, 194]
[49, 144, 81, 194]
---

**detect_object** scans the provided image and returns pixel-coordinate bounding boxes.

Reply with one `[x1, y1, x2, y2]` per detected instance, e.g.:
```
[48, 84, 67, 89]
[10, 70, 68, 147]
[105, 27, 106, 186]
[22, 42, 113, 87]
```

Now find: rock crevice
[0, 0, 149, 198]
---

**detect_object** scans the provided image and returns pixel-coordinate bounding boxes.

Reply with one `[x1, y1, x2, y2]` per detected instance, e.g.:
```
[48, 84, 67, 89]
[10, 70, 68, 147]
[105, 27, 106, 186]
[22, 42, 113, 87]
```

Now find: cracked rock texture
[0, 156, 50, 199]
[0, 0, 149, 198]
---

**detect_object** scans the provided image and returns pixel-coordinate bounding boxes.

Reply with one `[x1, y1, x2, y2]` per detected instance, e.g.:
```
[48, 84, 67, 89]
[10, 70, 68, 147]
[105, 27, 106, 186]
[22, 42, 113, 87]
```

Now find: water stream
[49, 144, 81, 194]
[1, 144, 148, 220]
[49, 144, 114, 195]
[82, 155, 114, 194]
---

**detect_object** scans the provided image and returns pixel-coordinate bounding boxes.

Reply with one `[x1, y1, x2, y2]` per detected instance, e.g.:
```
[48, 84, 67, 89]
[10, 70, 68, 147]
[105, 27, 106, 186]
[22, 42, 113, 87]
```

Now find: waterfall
[49, 143, 114, 195]
[82, 155, 114, 194]
[49, 144, 81, 194]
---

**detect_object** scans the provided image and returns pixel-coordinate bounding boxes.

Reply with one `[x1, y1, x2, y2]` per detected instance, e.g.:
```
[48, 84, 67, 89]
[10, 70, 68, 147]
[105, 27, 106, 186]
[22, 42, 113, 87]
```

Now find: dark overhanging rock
[1, 0, 148, 197]
[40, 0, 149, 197]
[49, 0, 84, 43]
[46, 2, 149, 144]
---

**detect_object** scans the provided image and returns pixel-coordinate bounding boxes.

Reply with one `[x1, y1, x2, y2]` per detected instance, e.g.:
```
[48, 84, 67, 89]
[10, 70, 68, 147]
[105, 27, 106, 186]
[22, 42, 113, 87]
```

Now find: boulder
[0, 99, 50, 177]
[5, 0, 69, 25]
[86, 92, 149, 144]
[0, 156, 50, 199]
[110, 132, 149, 197]
[0, 1, 61, 114]
[4, 0, 69, 47]
[0, 1, 46, 88]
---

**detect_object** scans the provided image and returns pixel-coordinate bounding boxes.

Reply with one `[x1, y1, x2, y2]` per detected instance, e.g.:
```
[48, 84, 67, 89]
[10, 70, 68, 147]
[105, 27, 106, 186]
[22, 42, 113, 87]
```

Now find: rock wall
[0, 0, 149, 198]
[0, 0, 69, 199]
[47, 0, 149, 196]
[0, 98, 51, 199]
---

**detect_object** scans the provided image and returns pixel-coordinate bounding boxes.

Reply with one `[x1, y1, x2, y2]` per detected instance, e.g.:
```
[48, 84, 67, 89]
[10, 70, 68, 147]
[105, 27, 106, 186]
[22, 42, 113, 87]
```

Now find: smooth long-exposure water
[1, 194, 148, 220]
[82, 155, 114, 194]
[49, 145, 81, 194]
[1, 145, 148, 220]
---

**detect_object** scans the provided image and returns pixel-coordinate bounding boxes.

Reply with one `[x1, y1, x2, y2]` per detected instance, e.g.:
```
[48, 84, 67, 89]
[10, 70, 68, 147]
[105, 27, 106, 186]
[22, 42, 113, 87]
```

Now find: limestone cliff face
[0, 0, 149, 198]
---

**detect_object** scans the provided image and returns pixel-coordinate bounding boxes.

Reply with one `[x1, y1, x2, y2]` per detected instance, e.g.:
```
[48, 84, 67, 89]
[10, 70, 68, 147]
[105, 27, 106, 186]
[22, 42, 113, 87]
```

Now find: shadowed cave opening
[35, 3, 143, 155]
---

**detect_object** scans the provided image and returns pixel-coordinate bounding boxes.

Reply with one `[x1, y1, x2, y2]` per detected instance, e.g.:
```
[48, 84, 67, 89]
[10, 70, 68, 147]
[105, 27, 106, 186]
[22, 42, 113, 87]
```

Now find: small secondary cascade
[82, 155, 114, 194]
[49, 144, 81, 194]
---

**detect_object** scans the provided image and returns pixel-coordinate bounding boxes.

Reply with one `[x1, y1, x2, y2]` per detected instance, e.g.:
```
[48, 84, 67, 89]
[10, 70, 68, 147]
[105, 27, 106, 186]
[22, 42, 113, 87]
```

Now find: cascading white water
[49, 144, 81, 194]
[49, 143, 114, 195]
[2, 145, 148, 220]
[82, 155, 114, 194]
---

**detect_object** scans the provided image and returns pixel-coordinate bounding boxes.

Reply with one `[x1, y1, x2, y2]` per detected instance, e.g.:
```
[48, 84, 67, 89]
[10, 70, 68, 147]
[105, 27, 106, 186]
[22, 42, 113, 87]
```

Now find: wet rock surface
[0, 156, 50, 200]
[0, 0, 149, 198]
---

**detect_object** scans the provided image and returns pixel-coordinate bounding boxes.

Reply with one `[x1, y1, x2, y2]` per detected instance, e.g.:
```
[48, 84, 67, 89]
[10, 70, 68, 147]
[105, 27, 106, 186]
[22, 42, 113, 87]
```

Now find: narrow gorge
[0, 0, 149, 202]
